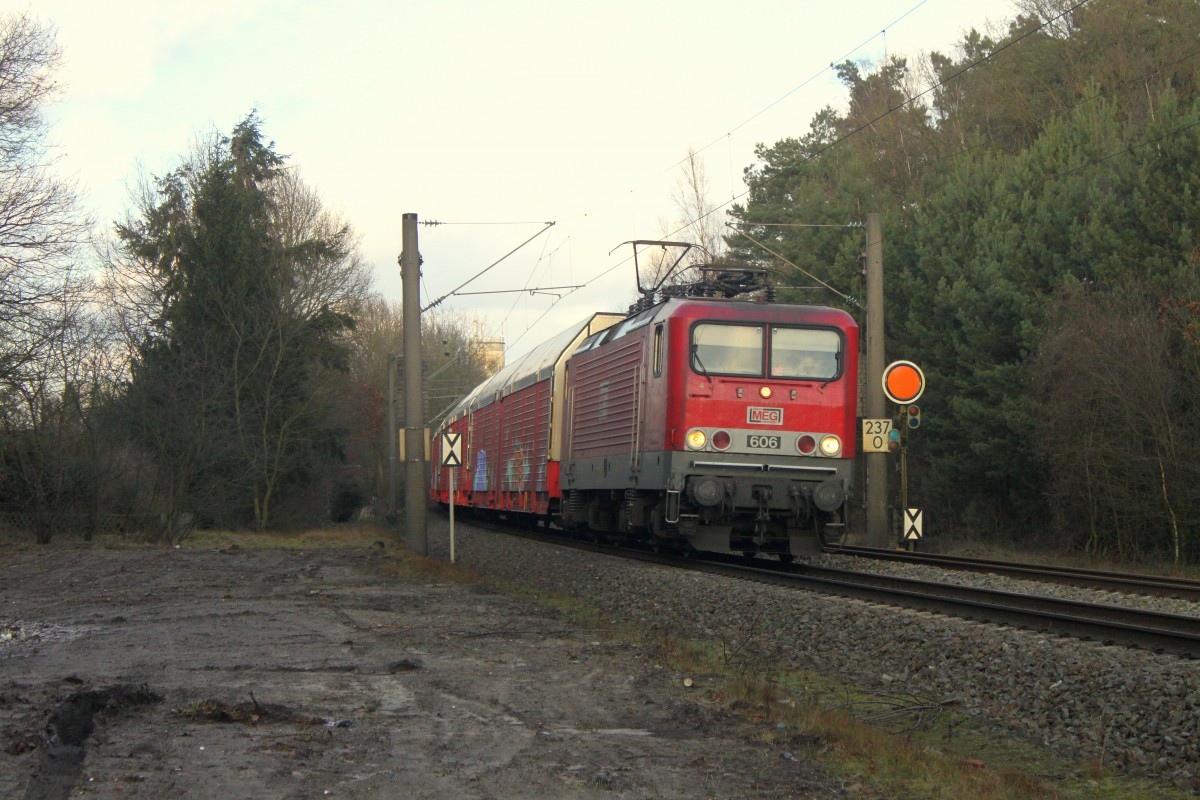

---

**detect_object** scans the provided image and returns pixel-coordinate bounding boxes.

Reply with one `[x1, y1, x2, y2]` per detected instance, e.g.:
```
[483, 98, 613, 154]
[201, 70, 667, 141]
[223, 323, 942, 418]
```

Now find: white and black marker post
[441, 431, 463, 562]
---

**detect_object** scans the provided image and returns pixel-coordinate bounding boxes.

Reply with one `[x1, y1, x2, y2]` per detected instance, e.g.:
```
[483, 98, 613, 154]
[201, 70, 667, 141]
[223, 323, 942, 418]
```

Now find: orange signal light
[882, 360, 925, 404]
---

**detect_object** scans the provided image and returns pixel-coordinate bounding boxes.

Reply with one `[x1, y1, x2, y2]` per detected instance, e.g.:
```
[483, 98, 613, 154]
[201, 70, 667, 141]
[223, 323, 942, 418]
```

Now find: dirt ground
[0, 541, 844, 799]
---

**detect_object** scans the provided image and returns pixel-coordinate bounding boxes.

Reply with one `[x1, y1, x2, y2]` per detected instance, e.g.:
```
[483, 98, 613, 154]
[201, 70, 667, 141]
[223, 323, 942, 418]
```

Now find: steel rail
[780, 563, 1200, 658]
[462, 519, 1200, 658]
[686, 558, 1200, 659]
[823, 544, 1200, 601]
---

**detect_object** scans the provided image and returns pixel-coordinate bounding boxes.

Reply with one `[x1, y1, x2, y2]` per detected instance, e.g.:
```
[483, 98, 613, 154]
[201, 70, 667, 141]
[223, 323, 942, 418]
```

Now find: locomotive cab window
[653, 324, 663, 377]
[691, 324, 763, 376]
[770, 327, 841, 379]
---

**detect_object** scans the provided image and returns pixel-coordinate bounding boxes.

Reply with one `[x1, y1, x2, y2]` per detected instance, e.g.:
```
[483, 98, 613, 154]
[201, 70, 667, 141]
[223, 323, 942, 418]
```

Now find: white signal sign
[861, 419, 894, 453]
[903, 508, 923, 540]
[440, 432, 462, 467]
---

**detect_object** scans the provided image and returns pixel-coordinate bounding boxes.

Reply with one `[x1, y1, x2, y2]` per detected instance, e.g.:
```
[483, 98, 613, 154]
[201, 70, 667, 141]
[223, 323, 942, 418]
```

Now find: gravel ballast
[425, 516, 1199, 786]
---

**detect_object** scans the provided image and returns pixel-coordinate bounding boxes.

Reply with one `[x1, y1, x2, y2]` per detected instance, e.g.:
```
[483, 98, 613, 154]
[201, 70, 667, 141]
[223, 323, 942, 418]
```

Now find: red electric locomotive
[432, 251, 859, 558]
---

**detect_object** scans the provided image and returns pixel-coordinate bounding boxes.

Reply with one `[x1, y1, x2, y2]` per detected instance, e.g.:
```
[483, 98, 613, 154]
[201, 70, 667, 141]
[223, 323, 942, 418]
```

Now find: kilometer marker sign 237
[861, 418, 894, 453]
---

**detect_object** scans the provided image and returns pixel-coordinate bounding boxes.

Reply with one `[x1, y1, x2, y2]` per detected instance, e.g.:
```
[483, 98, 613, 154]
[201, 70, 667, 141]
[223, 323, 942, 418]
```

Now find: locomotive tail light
[796, 434, 817, 455]
[686, 428, 708, 450]
[759, 386, 773, 399]
[711, 430, 732, 451]
[819, 435, 842, 457]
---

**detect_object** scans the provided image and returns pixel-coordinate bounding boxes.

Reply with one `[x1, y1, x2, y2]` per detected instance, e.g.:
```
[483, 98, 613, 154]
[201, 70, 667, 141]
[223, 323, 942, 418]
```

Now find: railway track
[467, 519, 1200, 659]
[823, 544, 1200, 601]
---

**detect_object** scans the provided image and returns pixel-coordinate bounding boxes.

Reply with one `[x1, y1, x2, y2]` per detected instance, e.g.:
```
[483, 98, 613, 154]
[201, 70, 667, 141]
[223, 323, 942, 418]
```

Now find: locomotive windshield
[691, 323, 842, 379]
[770, 327, 841, 379]
[691, 324, 763, 376]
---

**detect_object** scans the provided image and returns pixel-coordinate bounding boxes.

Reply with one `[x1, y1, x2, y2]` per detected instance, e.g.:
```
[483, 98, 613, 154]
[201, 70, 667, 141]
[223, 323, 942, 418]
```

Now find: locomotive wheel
[818, 527, 847, 547]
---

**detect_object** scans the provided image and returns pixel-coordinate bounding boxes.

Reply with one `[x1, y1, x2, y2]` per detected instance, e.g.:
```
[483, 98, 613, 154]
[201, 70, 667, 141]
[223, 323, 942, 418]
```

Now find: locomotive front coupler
[788, 483, 810, 525]
[751, 486, 772, 541]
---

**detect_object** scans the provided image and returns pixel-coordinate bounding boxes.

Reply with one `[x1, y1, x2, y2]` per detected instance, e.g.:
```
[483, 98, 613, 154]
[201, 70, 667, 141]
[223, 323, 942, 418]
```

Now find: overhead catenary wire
[993, 115, 1200, 202]
[421, 221, 555, 313]
[575, 0, 1095, 295]
[435, 0, 1102, 357]
[571, 0, 1099, 299]
[726, 223, 861, 308]
[424, 0, 980, 334]
[565, 0, 936, 225]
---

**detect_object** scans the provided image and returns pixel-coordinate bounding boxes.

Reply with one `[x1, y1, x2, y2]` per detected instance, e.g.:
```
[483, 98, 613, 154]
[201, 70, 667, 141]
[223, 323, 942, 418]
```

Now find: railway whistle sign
[903, 508, 923, 540]
[440, 432, 462, 467]
[882, 360, 925, 404]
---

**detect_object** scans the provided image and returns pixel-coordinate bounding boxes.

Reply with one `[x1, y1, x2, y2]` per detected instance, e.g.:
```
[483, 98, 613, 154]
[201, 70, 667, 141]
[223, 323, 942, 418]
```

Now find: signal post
[863, 360, 925, 548]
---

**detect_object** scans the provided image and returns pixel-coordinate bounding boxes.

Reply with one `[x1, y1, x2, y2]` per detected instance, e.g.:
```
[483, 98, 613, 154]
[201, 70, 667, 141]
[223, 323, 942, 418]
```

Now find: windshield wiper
[691, 344, 713, 384]
[820, 352, 843, 389]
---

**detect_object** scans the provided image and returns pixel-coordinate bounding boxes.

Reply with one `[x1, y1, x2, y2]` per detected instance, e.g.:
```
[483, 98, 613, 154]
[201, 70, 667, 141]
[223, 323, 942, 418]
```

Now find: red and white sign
[747, 406, 783, 425]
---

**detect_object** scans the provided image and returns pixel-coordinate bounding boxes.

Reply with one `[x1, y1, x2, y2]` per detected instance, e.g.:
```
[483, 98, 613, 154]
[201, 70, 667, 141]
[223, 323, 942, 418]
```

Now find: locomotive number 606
[747, 434, 782, 449]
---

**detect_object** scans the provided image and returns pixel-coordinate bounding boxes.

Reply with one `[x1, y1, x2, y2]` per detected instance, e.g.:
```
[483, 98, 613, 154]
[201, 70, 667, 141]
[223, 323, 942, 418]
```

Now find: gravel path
[426, 515, 1200, 788]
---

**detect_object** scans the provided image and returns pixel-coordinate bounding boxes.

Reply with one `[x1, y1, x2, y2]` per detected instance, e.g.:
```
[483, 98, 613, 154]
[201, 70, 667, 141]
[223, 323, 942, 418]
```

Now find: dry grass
[934, 538, 1200, 581]
[182, 523, 395, 551]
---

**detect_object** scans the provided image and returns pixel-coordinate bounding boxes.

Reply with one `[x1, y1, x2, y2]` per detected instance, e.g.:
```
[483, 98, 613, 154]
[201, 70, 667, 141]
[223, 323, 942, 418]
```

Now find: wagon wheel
[817, 512, 847, 548]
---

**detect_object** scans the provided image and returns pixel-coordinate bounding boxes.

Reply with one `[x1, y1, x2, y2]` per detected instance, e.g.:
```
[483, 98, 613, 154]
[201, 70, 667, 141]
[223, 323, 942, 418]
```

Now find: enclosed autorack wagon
[431, 312, 623, 517]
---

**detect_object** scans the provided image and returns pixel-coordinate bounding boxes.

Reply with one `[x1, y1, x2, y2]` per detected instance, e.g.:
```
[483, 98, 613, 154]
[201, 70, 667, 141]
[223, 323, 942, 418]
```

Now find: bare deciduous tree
[0, 12, 89, 388]
[671, 147, 726, 264]
[269, 167, 373, 319]
[642, 147, 728, 294]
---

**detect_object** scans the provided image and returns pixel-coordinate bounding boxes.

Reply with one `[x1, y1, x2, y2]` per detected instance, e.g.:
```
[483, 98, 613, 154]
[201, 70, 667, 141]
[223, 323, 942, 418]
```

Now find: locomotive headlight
[686, 428, 708, 450]
[759, 386, 773, 399]
[819, 435, 842, 457]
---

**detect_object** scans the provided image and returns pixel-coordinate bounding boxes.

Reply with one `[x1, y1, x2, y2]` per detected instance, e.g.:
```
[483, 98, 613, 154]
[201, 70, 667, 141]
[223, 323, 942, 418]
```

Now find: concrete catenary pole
[864, 213, 889, 548]
[387, 352, 397, 514]
[401, 213, 427, 554]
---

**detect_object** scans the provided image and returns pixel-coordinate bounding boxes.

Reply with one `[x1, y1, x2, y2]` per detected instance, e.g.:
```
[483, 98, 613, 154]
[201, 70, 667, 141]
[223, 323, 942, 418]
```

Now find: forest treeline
[4, 2, 1199, 561]
[728, 0, 1200, 561]
[0, 14, 490, 539]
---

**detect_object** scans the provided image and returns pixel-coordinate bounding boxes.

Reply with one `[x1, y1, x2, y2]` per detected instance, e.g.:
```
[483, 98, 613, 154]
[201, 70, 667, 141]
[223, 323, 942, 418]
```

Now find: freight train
[431, 256, 859, 559]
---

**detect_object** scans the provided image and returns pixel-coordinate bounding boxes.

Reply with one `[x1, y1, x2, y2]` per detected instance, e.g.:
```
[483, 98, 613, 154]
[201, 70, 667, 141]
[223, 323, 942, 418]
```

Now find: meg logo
[747, 406, 783, 425]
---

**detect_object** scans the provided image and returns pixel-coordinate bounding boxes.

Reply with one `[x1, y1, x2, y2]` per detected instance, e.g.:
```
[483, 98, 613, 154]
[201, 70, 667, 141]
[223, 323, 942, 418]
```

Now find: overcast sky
[39, 0, 1015, 357]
